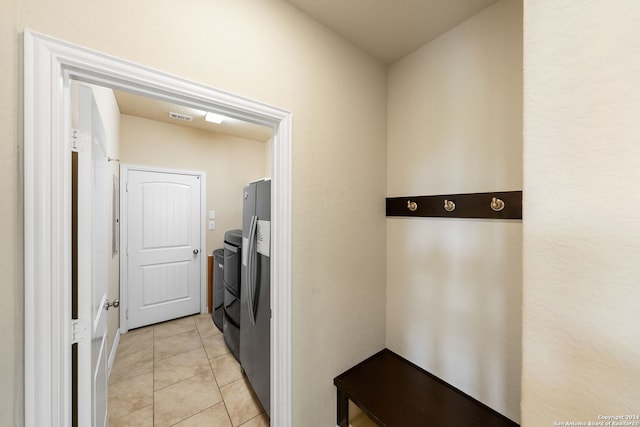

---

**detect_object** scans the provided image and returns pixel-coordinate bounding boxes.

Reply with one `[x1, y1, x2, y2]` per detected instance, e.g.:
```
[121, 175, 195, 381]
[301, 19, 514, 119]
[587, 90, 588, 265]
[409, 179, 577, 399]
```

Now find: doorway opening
[23, 30, 292, 427]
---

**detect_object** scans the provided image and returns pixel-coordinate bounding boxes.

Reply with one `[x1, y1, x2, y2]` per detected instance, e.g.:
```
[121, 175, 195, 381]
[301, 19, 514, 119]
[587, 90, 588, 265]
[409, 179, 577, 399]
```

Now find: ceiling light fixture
[205, 112, 226, 124]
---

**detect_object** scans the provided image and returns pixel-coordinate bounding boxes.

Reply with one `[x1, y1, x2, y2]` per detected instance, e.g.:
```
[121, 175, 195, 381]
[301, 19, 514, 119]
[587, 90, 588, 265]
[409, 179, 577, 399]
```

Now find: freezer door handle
[246, 215, 259, 325]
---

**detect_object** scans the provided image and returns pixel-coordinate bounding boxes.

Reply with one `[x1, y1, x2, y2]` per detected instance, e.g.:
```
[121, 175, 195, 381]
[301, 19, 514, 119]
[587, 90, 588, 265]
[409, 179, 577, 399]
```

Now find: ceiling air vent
[169, 112, 193, 121]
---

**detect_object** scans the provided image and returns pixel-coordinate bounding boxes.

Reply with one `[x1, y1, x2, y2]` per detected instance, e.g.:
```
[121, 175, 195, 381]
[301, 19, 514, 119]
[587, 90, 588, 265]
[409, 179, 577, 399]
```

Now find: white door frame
[120, 164, 208, 333]
[23, 29, 292, 427]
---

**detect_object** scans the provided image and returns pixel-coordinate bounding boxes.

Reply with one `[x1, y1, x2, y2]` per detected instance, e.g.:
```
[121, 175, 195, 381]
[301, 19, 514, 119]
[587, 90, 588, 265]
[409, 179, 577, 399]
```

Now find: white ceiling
[286, 0, 499, 64]
[116, 1, 499, 136]
[114, 90, 272, 142]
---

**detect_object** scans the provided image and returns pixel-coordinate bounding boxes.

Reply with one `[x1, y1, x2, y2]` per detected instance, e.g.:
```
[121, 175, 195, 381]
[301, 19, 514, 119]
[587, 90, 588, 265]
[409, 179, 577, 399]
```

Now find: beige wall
[1, 0, 20, 424]
[5, 0, 388, 425]
[522, 0, 640, 425]
[386, 0, 522, 421]
[119, 114, 268, 255]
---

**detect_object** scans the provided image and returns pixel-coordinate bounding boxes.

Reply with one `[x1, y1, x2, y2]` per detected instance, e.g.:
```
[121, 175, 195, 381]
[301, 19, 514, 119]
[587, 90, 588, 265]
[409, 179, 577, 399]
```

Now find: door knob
[105, 299, 120, 310]
[193, 249, 199, 255]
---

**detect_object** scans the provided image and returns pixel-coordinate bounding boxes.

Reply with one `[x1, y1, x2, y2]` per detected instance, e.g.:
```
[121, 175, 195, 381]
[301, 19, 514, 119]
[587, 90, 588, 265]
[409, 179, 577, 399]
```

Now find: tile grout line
[169, 316, 215, 426]
[198, 316, 236, 426]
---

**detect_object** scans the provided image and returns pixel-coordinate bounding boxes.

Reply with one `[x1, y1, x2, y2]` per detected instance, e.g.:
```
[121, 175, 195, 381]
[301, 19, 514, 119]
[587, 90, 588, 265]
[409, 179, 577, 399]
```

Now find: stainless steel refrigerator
[240, 178, 271, 416]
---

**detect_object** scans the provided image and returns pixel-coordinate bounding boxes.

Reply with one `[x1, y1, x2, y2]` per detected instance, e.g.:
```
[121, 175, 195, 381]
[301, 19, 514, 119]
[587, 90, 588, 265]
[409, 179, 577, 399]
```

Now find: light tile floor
[108, 313, 270, 427]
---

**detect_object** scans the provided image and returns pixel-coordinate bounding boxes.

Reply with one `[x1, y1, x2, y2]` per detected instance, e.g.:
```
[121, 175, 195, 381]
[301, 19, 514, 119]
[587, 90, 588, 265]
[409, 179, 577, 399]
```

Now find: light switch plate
[208, 220, 216, 230]
[209, 210, 216, 220]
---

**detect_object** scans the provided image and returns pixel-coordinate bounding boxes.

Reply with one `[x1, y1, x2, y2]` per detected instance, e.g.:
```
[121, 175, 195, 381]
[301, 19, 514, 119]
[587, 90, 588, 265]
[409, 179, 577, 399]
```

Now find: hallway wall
[0, 0, 19, 424]
[4, 0, 388, 425]
[522, 0, 640, 424]
[386, 0, 522, 421]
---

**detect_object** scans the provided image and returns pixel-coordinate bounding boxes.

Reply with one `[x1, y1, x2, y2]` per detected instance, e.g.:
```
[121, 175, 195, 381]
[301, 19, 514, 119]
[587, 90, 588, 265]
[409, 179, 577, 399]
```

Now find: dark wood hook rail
[386, 190, 522, 220]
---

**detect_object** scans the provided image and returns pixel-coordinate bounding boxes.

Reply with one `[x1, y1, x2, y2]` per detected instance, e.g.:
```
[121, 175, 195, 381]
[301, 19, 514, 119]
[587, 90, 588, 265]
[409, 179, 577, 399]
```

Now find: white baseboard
[107, 329, 121, 377]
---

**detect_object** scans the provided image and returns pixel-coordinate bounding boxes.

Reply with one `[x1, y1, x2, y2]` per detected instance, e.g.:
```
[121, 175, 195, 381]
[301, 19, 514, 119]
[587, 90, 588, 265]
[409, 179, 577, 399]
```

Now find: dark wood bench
[334, 349, 519, 427]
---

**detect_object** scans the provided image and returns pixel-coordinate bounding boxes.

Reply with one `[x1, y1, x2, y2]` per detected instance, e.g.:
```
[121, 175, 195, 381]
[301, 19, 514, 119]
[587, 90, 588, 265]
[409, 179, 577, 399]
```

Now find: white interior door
[125, 167, 202, 329]
[76, 85, 109, 427]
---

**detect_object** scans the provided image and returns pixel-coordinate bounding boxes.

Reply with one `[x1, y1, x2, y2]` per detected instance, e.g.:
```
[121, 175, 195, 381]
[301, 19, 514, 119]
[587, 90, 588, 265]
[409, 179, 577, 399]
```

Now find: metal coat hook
[490, 197, 505, 212]
[407, 200, 418, 212]
[443, 199, 455, 212]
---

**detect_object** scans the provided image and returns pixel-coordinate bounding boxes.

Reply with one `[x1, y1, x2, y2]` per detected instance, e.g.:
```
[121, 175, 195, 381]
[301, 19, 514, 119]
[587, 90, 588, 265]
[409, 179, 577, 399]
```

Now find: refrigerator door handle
[247, 215, 259, 325]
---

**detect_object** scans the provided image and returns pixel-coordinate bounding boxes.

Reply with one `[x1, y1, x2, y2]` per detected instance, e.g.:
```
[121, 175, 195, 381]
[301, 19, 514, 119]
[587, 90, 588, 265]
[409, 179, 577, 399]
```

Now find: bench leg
[337, 389, 349, 427]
